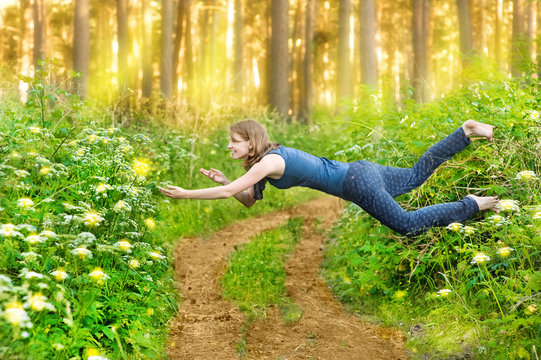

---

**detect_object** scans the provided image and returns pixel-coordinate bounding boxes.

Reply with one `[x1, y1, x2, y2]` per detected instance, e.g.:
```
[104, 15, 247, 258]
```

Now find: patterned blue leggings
[342, 127, 479, 237]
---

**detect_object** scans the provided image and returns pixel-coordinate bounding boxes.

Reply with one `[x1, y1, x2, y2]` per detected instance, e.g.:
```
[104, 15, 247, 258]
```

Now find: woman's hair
[229, 119, 281, 170]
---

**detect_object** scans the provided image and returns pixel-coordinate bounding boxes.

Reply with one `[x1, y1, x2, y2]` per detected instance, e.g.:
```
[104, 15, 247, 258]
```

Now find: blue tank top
[265, 146, 350, 198]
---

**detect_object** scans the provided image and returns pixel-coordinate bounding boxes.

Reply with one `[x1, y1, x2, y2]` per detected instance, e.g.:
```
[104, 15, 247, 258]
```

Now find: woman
[158, 119, 499, 237]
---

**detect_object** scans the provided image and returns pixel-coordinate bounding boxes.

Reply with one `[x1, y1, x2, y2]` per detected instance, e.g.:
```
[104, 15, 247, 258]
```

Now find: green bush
[323, 79, 541, 359]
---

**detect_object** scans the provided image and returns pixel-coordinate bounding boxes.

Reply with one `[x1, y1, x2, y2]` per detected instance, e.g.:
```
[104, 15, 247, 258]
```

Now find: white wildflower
[471, 252, 491, 264]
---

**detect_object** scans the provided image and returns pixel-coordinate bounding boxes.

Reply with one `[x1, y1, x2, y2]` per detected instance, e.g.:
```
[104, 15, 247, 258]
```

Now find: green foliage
[323, 79, 541, 359]
[0, 68, 176, 359]
[221, 218, 304, 357]
[221, 218, 303, 315]
[0, 65, 338, 359]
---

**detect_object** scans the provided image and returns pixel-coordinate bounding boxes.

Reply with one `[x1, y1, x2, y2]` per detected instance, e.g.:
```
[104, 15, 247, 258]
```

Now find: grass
[0, 65, 339, 359]
[221, 218, 305, 355]
[323, 78, 541, 359]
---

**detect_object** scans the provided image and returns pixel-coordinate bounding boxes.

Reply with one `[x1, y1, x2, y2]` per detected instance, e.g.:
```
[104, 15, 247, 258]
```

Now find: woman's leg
[342, 154, 498, 237]
[382, 126, 471, 197]
[360, 188, 479, 237]
[382, 120, 494, 198]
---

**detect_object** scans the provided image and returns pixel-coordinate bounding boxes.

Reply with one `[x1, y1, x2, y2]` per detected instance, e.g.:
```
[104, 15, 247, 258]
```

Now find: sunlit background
[0, 0, 537, 116]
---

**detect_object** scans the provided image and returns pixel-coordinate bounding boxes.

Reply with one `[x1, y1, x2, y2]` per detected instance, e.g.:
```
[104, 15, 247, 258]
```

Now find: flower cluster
[515, 170, 537, 181]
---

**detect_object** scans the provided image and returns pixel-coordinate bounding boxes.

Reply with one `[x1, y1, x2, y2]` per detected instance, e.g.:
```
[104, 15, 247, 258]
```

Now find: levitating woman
[158, 119, 499, 237]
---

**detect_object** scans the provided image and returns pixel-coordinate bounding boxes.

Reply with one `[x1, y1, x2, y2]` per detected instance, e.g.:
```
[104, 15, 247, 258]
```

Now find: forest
[1, 0, 540, 113]
[0, 0, 540, 360]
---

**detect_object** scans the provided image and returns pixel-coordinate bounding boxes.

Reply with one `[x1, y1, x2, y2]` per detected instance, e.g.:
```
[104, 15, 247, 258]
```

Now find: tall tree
[116, 0, 128, 96]
[141, 0, 152, 97]
[270, 0, 289, 116]
[412, 0, 430, 102]
[301, 0, 315, 120]
[183, 0, 194, 98]
[360, 0, 377, 90]
[161, 0, 174, 97]
[337, 0, 352, 100]
[456, 0, 473, 64]
[526, 0, 535, 69]
[495, 0, 503, 67]
[173, 0, 185, 94]
[510, 0, 526, 77]
[73, 0, 90, 96]
[476, 0, 487, 55]
[32, 0, 47, 68]
[233, 0, 244, 95]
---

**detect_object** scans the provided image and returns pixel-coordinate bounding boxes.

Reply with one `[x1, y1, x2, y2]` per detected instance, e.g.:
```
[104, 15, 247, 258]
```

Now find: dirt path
[167, 196, 407, 360]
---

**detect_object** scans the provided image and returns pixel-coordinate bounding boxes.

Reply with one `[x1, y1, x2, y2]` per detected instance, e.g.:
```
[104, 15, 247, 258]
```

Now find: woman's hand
[200, 168, 228, 185]
[158, 185, 189, 199]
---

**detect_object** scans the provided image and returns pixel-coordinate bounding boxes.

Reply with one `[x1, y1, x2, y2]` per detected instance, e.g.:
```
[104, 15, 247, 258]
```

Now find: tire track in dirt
[167, 196, 407, 360]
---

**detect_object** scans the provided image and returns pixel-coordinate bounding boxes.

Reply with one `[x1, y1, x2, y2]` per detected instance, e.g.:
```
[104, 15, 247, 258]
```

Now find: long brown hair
[229, 119, 281, 170]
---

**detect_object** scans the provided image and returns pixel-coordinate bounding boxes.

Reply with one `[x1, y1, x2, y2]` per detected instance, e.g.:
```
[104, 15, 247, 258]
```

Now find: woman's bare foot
[462, 119, 495, 141]
[467, 195, 500, 212]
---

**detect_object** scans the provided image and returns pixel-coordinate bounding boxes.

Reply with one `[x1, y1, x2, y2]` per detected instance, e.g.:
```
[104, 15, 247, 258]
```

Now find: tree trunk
[32, 0, 47, 68]
[161, 0, 174, 97]
[456, 0, 473, 64]
[173, 0, 185, 95]
[117, 0, 129, 96]
[526, 0, 535, 68]
[184, 0, 194, 98]
[477, 0, 487, 56]
[233, 0, 244, 95]
[270, 0, 289, 117]
[360, 0, 377, 90]
[337, 0, 352, 100]
[73, 0, 90, 96]
[199, 0, 210, 100]
[141, 0, 152, 97]
[301, 0, 315, 120]
[495, 0, 502, 67]
[412, 0, 429, 103]
[511, 0, 525, 77]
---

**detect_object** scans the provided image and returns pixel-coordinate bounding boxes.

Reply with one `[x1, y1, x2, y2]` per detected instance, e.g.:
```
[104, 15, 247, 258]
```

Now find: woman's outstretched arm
[158, 160, 270, 202]
[199, 168, 256, 207]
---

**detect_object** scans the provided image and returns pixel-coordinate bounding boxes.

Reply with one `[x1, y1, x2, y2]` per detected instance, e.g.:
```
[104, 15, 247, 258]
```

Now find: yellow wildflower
[95, 183, 112, 194]
[83, 212, 104, 227]
[471, 252, 491, 264]
[17, 198, 34, 209]
[5, 301, 32, 328]
[89, 268, 110, 284]
[115, 240, 133, 252]
[0, 224, 16, 237]
[50, 269, 69, 281]
[436, 289, 452, 297]
[497, 199, 520, 212]
[25, 234, 45, 245]
[128, 259, 140, 269]
[39, 167, 51, 176]
[515, 170, 537, 180]
[149, 251, 165, 260]
[71, 247, 93, 259]
[446, 223, 463, 232]
[132, 159, 150, 177]
[461, 226, 477, 235]
[497, 247, 514, 257]
[144, 218, 156, 229]
[113, 200, 131, 213]
[27, 292, 54, 311]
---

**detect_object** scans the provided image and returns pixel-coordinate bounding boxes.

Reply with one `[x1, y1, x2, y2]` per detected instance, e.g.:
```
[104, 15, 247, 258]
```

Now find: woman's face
[227, 132, 252, 159]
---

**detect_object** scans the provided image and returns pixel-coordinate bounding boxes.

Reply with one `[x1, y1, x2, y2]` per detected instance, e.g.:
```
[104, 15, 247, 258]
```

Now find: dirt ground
[167, 196, 408, 360]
